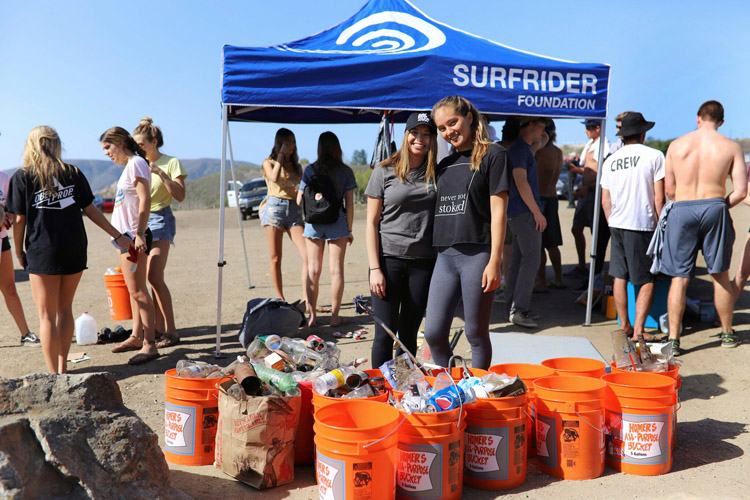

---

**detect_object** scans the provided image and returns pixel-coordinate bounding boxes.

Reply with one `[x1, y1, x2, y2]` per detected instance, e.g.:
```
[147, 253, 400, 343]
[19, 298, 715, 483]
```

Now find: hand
[347, 231, 354, 245]
[577, 186, 590, 198]
[115, 234, 134, 251]
[135, 234, 148, 253]
[481, 259, 501, 293]
[533, 211, 547, 232]
[369, 268, 386, 299]
[278, 142, 290, 158]
[3, 212, 12, 230]
[149, 163, 162, 176]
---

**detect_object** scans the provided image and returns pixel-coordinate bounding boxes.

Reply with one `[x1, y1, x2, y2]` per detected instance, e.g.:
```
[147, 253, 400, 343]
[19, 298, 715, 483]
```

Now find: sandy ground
[1, 204, 749, 500]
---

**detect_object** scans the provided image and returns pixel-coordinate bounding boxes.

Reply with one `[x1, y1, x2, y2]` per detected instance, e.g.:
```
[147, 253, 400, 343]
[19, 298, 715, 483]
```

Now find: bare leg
[712, 271, 736, 333]
[29, 274, 62, 373]
[120, 252, 157, 357]
[56, 273, 83, 373]
[0, 249, 32, 339]
[732, 233, 750, 299]
[287, 225, 309, 310]
[634, 282, 655, 340]
[328, 238, 348, 326]
[548, 246, 563, 284]
[572, 225, 586, 269]
[147, 240, 176, 337]
[613, 278, 633, 337]
[304, 238, 325, 327]
[667, 277, 689, 341]
[264, 226, 285, 300]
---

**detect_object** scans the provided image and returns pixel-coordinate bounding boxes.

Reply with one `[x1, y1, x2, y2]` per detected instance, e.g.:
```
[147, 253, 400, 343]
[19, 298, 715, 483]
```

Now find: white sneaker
[510, 312, 538, 328]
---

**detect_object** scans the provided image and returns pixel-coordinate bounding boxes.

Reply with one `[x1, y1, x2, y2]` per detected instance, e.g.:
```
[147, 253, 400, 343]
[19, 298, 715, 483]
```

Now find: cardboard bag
[215, 380, 301, 489]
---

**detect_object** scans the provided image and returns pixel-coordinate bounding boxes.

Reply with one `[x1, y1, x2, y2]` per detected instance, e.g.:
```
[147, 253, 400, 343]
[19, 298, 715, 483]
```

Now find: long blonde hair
[432, 95, 493, 171]
[379, 128, 437, 187]
[22, 126, 72, 196]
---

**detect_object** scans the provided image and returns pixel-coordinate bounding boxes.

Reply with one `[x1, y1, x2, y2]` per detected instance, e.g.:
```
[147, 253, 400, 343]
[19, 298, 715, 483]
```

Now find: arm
[653, 179, 666, 217]
[151, 164, 186, 202]
[345, 189, 354, 245]
[728, 145, 748, 207]
[365, 196, 385, 298]
[134, 178, 151, 253]
[296, 189, 303, 206]
[601, 188, 612, 222]
[12, 214, 26, 269]
[482, 192, 508, 292]
[665, 147, 676, 200]
[262, 158, 283, 184]
[512, 168, 546, 232]
[82, 204, 134, 249]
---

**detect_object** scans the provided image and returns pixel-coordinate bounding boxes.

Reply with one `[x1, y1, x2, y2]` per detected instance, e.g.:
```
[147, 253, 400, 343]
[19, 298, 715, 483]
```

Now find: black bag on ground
[302, 165, 341, 224]
[238, 298, 306, 348]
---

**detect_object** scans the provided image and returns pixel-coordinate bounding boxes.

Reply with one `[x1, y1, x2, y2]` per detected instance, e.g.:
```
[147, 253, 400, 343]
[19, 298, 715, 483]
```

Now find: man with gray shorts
[601, 112, 665, 343]
[660, 100, 747, 355]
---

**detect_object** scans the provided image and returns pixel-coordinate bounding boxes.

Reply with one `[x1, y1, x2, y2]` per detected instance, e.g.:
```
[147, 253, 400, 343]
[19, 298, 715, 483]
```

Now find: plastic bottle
[246, 337, 271, 361]
[74, 312, 97, 345]
[280, 338, 322, 367]
[176, 360, 213, 378]
[264, 334, 282, 350]
[312, 365, 360, 395]
[252, 363, 298, 393]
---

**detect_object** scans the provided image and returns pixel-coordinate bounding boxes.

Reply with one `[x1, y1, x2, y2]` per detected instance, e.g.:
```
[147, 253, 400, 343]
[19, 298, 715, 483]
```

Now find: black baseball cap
[581, 119, 600, 127]
[406, 112, 436, 133]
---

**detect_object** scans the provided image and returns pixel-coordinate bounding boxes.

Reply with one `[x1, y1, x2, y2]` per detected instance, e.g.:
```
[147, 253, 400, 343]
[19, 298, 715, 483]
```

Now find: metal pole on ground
[584, 118, 608, 326]
[215, 105, 229, 358]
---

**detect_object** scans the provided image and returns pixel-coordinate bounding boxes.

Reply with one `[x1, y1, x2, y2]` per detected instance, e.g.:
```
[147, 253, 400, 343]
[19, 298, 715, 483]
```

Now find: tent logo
[282, 12, 446, 54]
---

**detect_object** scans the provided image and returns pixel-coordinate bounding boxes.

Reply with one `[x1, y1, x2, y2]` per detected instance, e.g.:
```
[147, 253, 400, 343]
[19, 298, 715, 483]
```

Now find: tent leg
[584, 119, 608, 326]
[226, 126, 253, 289]
[215, 106, 229, 359]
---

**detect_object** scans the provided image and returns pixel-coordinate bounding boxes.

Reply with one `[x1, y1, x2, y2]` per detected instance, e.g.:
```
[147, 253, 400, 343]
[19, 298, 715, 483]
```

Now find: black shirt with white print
[432, 143, 511, 248]
[6, 165, 94, 275]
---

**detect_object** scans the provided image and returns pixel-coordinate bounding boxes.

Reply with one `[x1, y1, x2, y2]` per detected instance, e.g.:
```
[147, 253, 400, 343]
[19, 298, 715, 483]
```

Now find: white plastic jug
[75, 312, 97, 345]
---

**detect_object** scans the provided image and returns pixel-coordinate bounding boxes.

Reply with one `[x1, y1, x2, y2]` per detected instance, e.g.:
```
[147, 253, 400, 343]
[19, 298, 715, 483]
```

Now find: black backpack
[302, 167, 341, 224]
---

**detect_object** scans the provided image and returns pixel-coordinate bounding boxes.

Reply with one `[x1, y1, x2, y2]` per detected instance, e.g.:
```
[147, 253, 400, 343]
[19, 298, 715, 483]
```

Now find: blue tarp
[222, 0, 610, 123]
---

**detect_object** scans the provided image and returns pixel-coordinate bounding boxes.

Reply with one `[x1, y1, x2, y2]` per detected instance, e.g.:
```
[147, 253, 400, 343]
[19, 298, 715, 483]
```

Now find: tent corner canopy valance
[221, 0, 610, 123]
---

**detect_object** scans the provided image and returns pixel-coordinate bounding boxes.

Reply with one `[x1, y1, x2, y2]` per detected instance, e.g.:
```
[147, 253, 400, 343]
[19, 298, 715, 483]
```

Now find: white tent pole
[215, 105, 229, 358]
[226, 126, 253, 289]
[584, 118, 608, 326]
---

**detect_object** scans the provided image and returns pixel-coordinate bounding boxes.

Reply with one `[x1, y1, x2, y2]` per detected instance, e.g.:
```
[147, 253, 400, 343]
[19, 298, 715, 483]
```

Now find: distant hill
[180, 164, 262, 210]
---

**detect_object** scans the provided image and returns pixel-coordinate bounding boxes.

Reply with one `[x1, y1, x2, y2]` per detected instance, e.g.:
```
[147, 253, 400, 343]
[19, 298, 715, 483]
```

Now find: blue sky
[1, 0, 748, 169]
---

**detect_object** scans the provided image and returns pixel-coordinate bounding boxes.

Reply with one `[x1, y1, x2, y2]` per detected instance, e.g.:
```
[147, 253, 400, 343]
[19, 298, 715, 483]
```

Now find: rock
[0, 373, 192, 500]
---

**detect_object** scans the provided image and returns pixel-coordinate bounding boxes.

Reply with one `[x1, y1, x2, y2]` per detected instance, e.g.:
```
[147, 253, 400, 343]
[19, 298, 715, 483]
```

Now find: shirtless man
[535, 120, 564, 291]
[661, 100, 747, 355]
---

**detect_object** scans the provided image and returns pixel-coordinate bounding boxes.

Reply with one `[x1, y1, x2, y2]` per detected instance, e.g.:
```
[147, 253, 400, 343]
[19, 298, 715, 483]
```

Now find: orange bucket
[533, 376, 606, 480]
[490, 363, 556, 457]
[163, 369, 220, 466]
[314, 400, 400, 500]
[464, 394, 528, 490]
[542, 357, 607, 378]
[312, 387, 389, 412]
[295, 380, 315, 465]
[397, 408, 465, 500]
[602, 372, 676, 475]
[104, 272, 132, 320]
[609, 362, 682, 390]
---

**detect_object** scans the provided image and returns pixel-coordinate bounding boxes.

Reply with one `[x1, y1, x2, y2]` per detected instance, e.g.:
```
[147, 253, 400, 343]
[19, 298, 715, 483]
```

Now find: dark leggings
[370, 256, 435, 368]
[424, 244, 495, 369]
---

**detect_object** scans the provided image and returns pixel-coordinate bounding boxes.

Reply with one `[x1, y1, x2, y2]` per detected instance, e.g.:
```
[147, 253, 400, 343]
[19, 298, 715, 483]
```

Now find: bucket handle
[567, 404, 609, 435]
[361, 415, 408, 452]
[522, 407, 534, 421]
[675, 395, 682, 413]
[447, 355, 472, 380]
[446, 355, 470, 429]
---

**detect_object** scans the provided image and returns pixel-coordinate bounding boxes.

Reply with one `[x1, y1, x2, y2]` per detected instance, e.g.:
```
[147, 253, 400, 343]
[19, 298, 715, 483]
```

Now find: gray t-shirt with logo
[365, 164, 437, 260]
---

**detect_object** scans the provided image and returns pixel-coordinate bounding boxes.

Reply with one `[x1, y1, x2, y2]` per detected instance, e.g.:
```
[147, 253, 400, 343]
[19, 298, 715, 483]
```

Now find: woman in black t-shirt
[7, 126, 133, 374]
[423, 96, 511, 369]
[365, 112, 438, 368]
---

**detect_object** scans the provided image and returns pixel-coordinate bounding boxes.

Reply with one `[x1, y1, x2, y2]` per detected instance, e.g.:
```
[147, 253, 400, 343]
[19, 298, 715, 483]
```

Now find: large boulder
[0, 373, 192, 500]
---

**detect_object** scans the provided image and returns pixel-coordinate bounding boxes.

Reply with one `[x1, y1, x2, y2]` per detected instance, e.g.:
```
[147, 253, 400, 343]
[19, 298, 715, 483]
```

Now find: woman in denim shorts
[133, 118, 187, 348]
[296, 132, 357, 327]
[260, 129, 308, 307]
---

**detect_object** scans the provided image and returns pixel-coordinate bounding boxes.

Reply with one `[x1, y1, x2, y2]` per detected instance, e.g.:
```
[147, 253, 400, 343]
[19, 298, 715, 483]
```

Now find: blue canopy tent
[216, 0, 611, 355]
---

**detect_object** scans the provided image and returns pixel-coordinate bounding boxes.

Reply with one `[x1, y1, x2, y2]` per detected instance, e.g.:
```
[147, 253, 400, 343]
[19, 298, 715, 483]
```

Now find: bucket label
[606, 411, 669, 464]
[165, 403, 195, 455]
[397, 442, 441, 499]
[352, 462, 373, 500]
[464, 426, 507, 479]
[561, 420, 581, 467]
[317, 451, 344, 500]
[536, 414, 557, 467]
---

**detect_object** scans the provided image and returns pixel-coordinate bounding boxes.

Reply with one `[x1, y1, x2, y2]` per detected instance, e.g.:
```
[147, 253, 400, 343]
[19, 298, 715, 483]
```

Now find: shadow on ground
[170, 466, 316, 499]
[672, 418, 746, 471]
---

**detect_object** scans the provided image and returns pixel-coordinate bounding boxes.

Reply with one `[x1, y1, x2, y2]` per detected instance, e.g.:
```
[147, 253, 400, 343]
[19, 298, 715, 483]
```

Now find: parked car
[556, 156, 582, 200]
[92, 194, 103, 212]
[101, 197, 115, 213]
[226, 181, 243, 208]
[239, 178, 267, 220]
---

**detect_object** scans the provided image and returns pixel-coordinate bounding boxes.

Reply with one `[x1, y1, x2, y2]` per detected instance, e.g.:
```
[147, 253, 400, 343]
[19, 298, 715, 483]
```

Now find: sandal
[669, 338, 681, 357]
[156, 333, 180, 348]
[112, 335, 143, 353]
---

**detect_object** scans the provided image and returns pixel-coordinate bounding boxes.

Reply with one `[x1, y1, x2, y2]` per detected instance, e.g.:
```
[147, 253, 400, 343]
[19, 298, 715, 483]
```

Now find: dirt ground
[1, 204, 749, 500]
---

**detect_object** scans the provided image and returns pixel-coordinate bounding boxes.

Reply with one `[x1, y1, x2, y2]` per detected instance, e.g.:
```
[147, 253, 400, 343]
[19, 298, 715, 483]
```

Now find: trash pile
[610, 329, 682, 373]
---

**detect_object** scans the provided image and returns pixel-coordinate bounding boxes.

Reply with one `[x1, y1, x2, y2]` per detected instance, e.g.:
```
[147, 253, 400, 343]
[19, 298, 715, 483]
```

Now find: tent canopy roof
[222, 0, 610, 123]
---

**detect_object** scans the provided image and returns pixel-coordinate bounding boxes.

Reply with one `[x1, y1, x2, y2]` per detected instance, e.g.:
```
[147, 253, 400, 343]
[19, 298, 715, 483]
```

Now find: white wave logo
[280, 12, 446, 54]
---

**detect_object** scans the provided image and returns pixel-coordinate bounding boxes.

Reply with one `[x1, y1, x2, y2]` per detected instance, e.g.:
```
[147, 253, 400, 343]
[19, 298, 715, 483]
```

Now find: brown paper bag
[215, 379, 301, 489]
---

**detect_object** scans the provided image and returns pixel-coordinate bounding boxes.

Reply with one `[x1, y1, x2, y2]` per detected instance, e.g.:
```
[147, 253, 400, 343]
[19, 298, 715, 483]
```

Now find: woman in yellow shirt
[133, 117, 186, 348]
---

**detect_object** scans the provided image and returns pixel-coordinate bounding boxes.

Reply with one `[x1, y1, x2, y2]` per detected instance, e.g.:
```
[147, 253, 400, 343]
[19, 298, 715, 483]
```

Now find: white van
[226, 181, 243, 207]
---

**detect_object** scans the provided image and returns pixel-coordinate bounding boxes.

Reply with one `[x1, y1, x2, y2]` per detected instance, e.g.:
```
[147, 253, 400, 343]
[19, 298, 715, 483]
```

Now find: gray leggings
[424, 244, 495, 369]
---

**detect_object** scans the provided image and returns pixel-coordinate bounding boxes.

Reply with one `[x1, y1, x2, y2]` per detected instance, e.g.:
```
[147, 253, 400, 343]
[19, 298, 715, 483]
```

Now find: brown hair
[697, 100, 724, 123]
[22, 126, 72, 196]
[132, 117, 164, 148]
[268, 128, 301, 176]
[431, 95, 492, 171]
[615, 111, 634, 122]
[99, 126, 147, 159]
[379, 127, 437, 187]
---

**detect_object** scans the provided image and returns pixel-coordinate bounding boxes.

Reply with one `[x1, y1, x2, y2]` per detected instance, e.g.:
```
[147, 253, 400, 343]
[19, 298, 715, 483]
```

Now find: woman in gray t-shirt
[365, 112, 438, 368]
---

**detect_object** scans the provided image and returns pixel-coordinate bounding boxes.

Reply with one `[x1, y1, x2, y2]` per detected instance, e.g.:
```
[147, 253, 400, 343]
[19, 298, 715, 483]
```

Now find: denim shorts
[148, 206, 176, 244]
[303, 212, 349, 240]
[261, 196, 304, 229]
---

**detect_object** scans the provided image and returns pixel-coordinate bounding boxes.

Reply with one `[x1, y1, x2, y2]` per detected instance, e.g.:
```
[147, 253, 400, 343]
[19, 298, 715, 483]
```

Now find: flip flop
[156, 333, 180, 348]
[633, 333, 664, 342]
[112, 335, 143, 353]
[128, 352, 160, 365]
